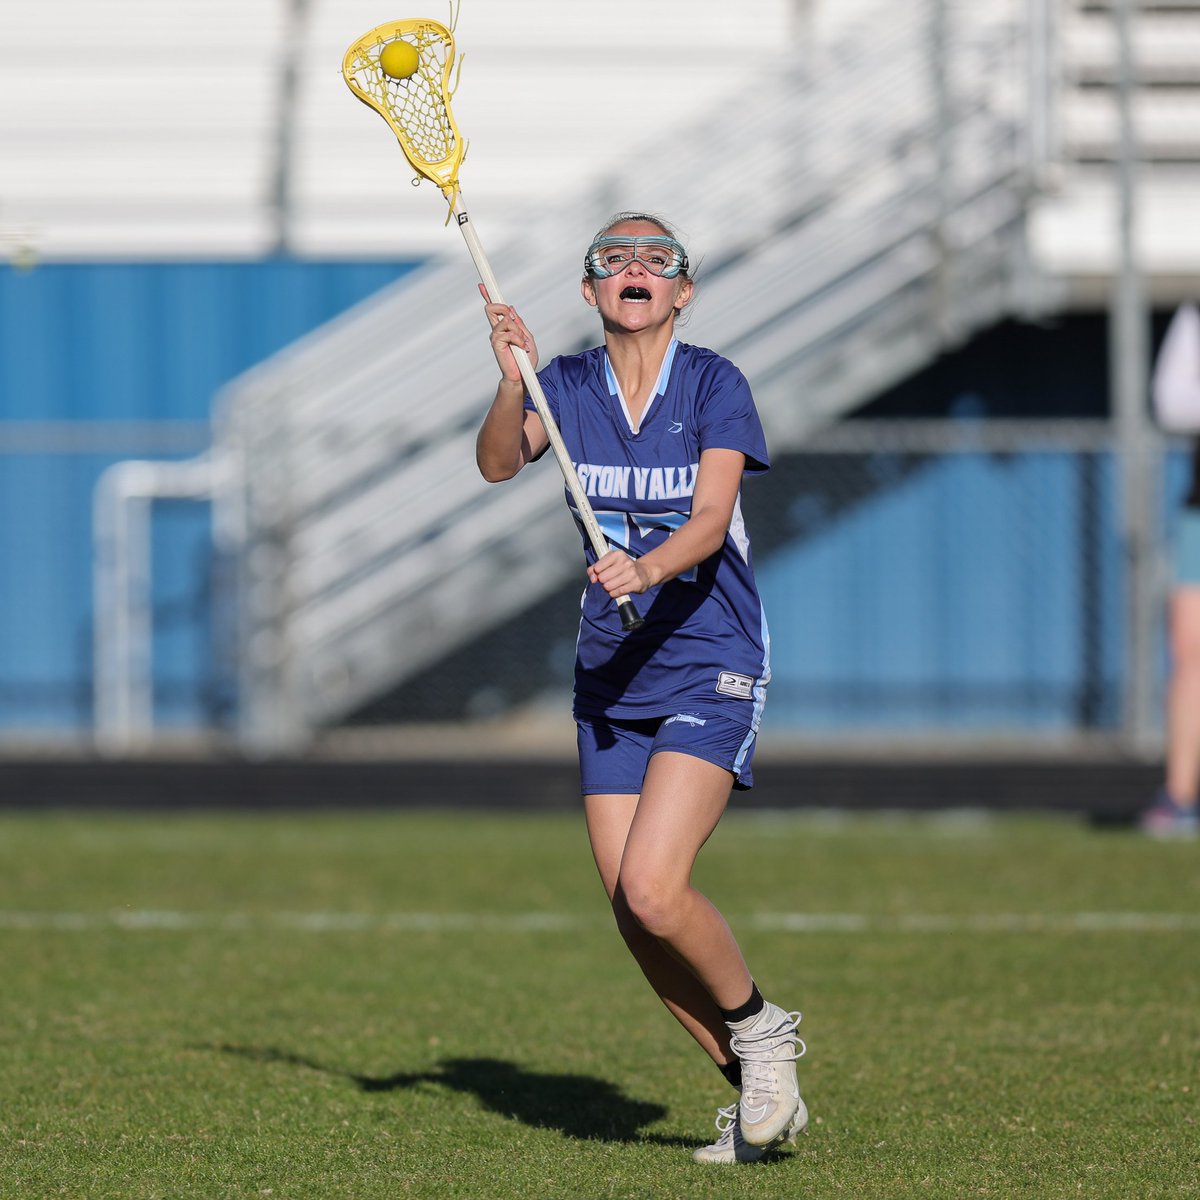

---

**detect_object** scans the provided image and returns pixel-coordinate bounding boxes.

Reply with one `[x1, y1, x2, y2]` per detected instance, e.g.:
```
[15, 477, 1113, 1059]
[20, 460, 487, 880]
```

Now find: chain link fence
[0, 416, 1188, 749]
[345, 419, 1187, 749]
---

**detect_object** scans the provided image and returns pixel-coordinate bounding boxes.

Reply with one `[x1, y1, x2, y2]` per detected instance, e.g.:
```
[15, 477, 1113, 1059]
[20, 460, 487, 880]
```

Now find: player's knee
[609, 889, 649, 948]
[617, 871, 680, 938]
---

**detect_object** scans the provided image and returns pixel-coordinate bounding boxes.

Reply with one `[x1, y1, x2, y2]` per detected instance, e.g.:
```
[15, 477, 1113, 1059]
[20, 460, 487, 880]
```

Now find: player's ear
[673, 277, 694, 312]
[581, 276, 598, 307]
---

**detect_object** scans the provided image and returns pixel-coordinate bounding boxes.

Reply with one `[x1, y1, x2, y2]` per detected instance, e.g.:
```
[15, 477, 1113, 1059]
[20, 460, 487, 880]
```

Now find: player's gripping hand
[588, 549, 654, 598]
[481, 285, 537, 383]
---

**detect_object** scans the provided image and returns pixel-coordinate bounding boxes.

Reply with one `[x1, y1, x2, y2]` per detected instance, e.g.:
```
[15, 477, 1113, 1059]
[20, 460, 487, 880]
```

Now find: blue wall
[0, 262, 418, 421]
[756, 452, 1125, 733]
[0, 269, 1184, 740]
[0, 261, 418, 733]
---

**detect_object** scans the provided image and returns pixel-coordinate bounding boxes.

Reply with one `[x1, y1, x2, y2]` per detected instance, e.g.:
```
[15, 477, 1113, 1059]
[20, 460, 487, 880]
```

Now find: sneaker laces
[711, 1101, 740, 1146]
[730, 1010, 806, 1098]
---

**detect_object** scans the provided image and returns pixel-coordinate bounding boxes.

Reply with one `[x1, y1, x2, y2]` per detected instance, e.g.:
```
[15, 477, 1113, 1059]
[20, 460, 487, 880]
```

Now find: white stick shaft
[452, 198, 606, 557]
[451, 193, 642, 625]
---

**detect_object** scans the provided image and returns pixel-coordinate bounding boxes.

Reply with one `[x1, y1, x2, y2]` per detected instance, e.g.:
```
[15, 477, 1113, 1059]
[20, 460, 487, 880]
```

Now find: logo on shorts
[664, 713, 707, 727]
[715, 671, 754, 699]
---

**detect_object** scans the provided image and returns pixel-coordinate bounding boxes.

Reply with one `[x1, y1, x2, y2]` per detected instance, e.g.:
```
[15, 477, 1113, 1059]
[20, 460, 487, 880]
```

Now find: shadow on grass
[209, 1045, 697, 1147]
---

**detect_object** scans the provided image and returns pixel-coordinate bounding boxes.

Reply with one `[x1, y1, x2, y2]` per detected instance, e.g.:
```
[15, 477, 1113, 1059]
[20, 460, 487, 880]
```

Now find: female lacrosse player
[1140, 305, 1200, 838]
[1141, 438, 1200, 838]
[476, 213, 805, 1164]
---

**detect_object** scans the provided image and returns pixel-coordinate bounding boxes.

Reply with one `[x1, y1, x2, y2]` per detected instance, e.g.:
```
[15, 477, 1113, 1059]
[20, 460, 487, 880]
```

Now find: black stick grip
[617, 598, 645, 631]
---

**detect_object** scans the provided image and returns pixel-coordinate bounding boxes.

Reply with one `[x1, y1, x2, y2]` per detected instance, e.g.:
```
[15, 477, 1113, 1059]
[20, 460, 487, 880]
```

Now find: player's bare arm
[476, 290, 549, 481]
[588, 448, 747, 597]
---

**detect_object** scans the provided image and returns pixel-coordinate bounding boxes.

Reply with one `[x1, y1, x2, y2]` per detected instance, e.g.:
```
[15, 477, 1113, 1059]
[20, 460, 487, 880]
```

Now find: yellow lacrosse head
[342, 19, 465, 200]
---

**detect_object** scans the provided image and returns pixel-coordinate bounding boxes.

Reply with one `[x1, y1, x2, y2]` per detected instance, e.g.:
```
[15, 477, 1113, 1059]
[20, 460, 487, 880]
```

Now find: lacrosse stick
[342, 18, 645, 631]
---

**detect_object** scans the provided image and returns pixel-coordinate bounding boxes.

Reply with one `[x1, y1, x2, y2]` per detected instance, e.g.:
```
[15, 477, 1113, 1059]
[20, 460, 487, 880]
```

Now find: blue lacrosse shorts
[1176, 508, 1200, 585]
[576, 709, 758, 795]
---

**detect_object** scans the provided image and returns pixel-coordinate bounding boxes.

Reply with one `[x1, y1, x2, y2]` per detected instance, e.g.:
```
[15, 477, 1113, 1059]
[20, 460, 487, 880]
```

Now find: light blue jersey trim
[588, 508, 630, 549]
[604, 338, 679, 434]
[733, 606, 772, 781]
[737, 506, 771, 744]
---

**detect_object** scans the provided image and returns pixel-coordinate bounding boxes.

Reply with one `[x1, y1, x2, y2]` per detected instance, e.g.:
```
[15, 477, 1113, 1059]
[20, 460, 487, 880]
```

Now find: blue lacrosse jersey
[528, 338, 772, 725]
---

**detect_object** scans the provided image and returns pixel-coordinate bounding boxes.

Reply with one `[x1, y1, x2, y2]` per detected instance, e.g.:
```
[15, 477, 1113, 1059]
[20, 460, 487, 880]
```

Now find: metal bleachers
[203, 0, 1047, 751]
[89, 0, 1200, 752]
[0, 0, 797, 260]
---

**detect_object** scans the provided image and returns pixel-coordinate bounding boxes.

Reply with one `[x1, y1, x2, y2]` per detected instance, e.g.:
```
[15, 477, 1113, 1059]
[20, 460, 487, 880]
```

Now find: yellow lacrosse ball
[379, 41, 419, 79]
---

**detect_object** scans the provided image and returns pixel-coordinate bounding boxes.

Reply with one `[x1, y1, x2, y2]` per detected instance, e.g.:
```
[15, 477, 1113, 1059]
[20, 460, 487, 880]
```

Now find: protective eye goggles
[584, 235, 689, 279]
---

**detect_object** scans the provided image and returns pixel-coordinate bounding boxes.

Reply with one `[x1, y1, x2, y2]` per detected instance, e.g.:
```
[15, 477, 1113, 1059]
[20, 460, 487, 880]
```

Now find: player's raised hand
[481, 285, 537, 382]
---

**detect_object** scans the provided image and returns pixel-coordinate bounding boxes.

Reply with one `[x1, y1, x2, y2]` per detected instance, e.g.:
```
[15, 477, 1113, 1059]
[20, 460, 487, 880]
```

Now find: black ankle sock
[719, 982, 765, 1025]
[719, 1059, 742, 1090]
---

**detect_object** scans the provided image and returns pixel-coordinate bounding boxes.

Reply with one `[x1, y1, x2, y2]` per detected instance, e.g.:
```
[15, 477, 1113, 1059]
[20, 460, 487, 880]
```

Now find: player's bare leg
[1165, 587, 1200, 808]
[1145, 586, 1200, 837]
[611, 752, 756, 1005]
[584, 775, 739, 1068]
[585, 752, 805, 1155]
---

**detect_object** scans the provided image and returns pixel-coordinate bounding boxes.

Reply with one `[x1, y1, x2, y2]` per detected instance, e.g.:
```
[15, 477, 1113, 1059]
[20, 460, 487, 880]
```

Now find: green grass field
[2, 806, 1198, 1200]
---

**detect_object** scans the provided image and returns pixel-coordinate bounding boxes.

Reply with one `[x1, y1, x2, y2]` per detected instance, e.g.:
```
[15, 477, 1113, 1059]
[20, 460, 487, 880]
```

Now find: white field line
[1, 910, 1199, 934]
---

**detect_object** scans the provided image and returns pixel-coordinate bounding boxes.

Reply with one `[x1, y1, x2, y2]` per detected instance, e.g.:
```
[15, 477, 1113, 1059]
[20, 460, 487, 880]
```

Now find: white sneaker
[692, 1095, 809, 1164]
[691, 1101, 766, 1164]
[729, 1003, 806, 1147]
[782, 1090, 810, 1143]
